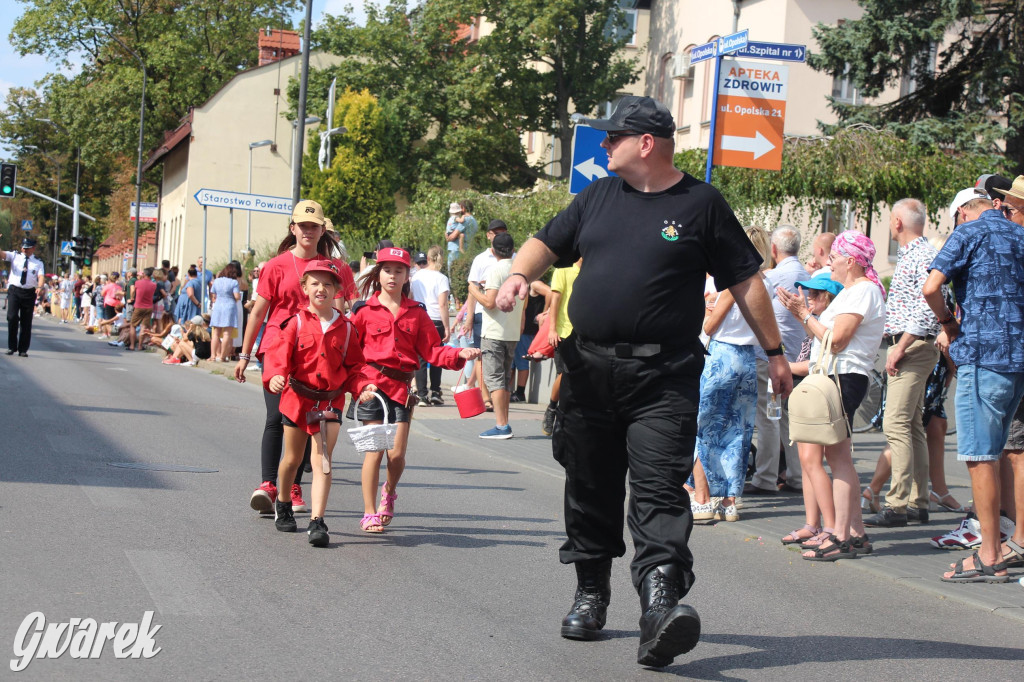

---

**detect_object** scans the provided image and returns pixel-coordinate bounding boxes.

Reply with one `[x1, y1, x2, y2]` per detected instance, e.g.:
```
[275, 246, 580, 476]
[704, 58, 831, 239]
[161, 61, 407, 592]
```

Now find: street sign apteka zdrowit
[713, 59, 788, 171]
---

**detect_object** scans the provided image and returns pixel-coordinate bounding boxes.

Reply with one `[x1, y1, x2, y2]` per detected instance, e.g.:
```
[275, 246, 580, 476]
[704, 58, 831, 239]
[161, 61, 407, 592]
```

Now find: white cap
[949, 187, 987, 220]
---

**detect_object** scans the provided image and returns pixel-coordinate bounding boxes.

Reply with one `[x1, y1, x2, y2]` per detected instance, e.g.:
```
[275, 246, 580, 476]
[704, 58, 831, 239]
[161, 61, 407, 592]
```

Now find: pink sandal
[360, 513, 385, 534]
[378, 482, 397, 526]
[782, 524, 821, 545]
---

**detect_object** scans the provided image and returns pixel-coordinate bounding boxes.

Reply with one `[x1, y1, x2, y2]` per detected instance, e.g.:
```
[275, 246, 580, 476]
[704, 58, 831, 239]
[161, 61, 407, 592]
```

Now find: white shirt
[3, 251, 44, 289]
[482, 259, 524, 341]
[468, 249, 498, 285]
[810, 280, 886, 376]
[411, 268, 450, 322]
[705, 276, 767, 347]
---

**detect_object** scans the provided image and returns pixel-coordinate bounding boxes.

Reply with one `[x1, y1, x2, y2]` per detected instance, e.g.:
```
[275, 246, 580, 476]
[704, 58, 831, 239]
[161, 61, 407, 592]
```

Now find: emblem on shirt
[661, 220, 680, 242]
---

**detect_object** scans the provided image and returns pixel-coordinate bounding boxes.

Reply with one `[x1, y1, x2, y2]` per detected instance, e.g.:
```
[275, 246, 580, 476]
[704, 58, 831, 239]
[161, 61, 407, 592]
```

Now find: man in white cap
[445, 202, 466, 271]
[2, 236, 45, 356]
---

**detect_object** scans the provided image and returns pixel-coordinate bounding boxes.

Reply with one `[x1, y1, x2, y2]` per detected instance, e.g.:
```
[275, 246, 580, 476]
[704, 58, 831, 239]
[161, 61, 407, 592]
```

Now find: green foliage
[301, 89, 405, 248]
[809, 1, 1024, 170]
[5, 0, 299, 243]
[674, 125, 1009, 233]
[304, 0, 642, 194]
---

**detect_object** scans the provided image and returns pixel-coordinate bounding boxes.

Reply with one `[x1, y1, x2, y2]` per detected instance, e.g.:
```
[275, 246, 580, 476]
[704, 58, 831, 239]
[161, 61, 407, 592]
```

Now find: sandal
[483, 400, 494, 412]
[850, 533, 873, 555]
[360, 513, 385, 534]
[378, 482, 397, 526]
[803, 535, 856, 562]
[861, 488, 881, 514]
[1002, 538, 1024, 569]
[782, 524, 820, 545]
[800, 528, 835, 549]
[941, 550, 1009, 583]
[930, 489, 966, 514]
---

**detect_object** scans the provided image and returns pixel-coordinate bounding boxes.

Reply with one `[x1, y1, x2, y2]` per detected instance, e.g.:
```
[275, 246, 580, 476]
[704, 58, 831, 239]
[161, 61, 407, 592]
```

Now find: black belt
[288, 377, 345, 402]
[578, 338, 702, 359]
[885, 332, 936, 346]
[370, 362, 415, 382]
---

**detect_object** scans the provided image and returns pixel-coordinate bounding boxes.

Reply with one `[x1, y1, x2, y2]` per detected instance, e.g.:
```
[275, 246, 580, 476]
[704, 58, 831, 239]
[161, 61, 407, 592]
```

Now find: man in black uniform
[496, 97, 792, 668]
[3, 236, 45, 357]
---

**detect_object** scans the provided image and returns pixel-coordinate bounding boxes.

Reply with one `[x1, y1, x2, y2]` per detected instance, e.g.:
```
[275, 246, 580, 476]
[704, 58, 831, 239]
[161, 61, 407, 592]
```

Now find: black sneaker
[429, 391, 444, 406]
[307, 517, 329, 547]
[274, 501, 297, 532]
[864, 507, 908, 528]
[907, 506, 929, 524]
[542, 404, 556, 436]
[416, 395, 430, 407]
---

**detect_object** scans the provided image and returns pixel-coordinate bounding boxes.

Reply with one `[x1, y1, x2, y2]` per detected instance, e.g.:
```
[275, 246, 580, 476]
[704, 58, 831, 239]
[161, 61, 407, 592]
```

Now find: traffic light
[71, 235, 94, 268]
[0, 163, 16, 198]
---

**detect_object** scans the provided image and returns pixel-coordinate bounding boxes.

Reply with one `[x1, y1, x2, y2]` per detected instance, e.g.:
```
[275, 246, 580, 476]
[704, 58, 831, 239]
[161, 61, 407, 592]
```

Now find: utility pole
[292, 0, 314, 206]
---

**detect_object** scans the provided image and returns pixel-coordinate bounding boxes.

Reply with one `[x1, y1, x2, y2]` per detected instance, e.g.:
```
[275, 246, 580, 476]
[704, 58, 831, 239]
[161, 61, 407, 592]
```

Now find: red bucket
[454, 385, 485, 419]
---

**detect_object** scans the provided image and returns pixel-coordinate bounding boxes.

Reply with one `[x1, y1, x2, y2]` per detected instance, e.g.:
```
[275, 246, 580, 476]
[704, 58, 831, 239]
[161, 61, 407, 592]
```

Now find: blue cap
[795, 273, 844, 297]
[21, 237, 36, 248]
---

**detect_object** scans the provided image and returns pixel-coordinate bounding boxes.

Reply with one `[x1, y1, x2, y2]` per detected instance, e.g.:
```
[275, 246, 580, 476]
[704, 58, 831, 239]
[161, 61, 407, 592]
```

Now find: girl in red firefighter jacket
[350, 247, 481, 533]
[263, 259, 375, 547]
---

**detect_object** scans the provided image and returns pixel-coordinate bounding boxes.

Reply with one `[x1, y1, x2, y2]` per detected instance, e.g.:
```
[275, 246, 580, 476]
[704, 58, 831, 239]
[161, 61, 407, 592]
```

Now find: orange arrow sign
[713, 60, 788, 171]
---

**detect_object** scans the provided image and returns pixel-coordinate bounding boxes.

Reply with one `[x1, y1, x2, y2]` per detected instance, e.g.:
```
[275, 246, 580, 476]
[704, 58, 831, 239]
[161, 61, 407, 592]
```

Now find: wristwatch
[765, 344, 786, 357]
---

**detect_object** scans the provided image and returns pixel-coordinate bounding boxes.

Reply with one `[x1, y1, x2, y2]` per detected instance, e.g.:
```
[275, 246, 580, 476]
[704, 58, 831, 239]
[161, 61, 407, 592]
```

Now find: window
[831, 63, 860, 104]
[657, 53, 673, 104]
[605, 1, 638, 46]
[899, 42, 937, 97]
[822, 205, 842, 235]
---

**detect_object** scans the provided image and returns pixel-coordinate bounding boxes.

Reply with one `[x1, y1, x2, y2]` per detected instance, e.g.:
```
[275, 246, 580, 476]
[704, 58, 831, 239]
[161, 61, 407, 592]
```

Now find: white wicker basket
[346, 392, 397, 452]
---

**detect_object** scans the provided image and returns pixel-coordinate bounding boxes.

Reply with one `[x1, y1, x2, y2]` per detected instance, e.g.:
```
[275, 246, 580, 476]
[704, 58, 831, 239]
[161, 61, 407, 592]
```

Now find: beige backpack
[788, 329, 849, 446]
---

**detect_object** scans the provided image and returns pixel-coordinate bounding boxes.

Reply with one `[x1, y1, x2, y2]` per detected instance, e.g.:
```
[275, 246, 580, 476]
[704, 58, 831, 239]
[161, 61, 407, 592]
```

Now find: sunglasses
[605, 131, 642, 144]
[1003, 204, 1019, 218]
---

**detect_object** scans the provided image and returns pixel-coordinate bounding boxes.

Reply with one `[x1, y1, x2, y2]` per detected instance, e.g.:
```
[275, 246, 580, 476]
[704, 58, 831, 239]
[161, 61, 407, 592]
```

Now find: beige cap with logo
[291, 199, 326, 226]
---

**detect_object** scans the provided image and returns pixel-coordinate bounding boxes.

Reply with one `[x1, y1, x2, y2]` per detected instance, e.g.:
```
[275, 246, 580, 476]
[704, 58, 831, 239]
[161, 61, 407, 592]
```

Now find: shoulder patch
[279, 314, 297, 331]
[350, 300, 367, 316]
[414, 301, 426, 310]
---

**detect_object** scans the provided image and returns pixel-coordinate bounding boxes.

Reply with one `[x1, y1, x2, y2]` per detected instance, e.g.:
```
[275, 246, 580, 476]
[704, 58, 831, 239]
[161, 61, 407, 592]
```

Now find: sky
[0, 0, 371, 115]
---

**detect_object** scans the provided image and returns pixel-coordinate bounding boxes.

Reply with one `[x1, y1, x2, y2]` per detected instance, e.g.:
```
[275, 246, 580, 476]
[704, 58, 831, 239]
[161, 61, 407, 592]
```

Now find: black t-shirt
[534, 174, 760, 344]
[523, 291, 546, 336]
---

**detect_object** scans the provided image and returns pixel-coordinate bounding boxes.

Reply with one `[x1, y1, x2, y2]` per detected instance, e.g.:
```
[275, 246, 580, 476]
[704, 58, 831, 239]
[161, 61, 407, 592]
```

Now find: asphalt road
[1, 314, 1022, 681]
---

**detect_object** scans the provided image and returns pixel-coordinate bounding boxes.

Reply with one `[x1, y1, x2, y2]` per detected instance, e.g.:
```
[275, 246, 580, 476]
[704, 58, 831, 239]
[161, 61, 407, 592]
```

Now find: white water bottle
[766, 379, 782, 421]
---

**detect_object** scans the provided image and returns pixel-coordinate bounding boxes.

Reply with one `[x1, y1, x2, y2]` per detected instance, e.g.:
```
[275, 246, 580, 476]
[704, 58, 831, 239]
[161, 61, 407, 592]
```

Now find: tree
[809, 1, 1024, 171]
[304, 0, 642, 193]
[476, 0, 643, 179]
[301, 89, 405, 246]
[6, 0, 300, 243]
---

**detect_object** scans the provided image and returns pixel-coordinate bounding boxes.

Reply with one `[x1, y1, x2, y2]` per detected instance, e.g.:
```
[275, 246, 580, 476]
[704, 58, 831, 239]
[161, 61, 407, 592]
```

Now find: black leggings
[261, 387, 311, 485]
[414, 319, 446, 396]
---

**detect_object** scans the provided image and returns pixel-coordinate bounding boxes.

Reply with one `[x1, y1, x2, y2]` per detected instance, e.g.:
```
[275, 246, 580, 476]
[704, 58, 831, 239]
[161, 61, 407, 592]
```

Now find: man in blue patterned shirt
[924, 189, 1024, 583]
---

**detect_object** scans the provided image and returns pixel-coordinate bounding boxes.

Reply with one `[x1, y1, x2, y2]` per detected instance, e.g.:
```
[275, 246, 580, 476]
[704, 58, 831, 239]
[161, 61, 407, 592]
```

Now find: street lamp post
[247, 139, 273, 255]
[88, 25, 146, 269]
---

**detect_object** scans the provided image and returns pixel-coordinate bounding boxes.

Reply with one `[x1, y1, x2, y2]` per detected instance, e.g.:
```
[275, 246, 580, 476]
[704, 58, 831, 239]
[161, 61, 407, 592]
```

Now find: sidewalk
[416, 368, 1024, 623]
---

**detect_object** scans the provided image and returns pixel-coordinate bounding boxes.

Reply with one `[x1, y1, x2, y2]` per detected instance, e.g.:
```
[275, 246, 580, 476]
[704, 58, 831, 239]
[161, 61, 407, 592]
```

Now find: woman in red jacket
[263, 259, 374, 547]
[350, 247, 480, 533]
[234, 200, 358, 517]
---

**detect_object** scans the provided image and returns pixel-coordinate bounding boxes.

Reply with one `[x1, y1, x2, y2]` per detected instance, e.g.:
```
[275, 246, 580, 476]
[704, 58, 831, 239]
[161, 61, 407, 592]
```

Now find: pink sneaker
[162, 357, 181, 365]
[290, 484, 310, 513]
[250, 481, 277, 514]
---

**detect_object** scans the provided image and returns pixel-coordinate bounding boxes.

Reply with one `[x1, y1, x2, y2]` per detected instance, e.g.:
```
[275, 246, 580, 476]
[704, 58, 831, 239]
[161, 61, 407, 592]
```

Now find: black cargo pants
[553, 334, 703, 594]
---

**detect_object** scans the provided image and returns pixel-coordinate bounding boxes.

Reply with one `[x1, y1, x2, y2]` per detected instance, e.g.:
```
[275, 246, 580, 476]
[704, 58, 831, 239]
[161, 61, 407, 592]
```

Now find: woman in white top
[691, 227, 773, 523]
[411, 245, 451, 406]
[777, 229, 886, 561]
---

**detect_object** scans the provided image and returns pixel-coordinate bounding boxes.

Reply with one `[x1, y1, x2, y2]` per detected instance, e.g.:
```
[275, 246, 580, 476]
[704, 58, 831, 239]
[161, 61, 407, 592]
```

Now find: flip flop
[941, 551, 1009, 583]
[360, 513, 385, 534]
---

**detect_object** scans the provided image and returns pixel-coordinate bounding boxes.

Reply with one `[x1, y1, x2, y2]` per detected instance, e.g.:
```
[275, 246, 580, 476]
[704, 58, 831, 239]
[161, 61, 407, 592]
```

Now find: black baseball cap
[487, 219, 508, 233]
[414, 251, 428, 264]
[492, 232, 514, 258]
[587, 96, 675, 138]
[982, 174, 1013, 199]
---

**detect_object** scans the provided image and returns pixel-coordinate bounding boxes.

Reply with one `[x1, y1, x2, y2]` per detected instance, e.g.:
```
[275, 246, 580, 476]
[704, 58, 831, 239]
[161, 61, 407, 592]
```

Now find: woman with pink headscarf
[776, 229, 886, 561]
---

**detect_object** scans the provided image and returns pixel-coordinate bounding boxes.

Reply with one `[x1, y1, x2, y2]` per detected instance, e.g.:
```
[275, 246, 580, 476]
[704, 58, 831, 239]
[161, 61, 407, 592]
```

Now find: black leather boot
[560, 559, 612, 640]
[636, 565, 701, 667]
